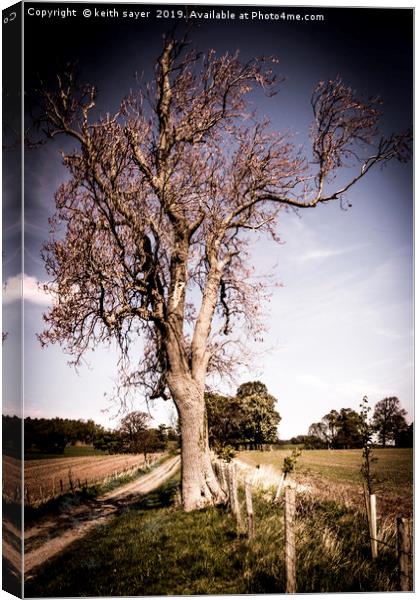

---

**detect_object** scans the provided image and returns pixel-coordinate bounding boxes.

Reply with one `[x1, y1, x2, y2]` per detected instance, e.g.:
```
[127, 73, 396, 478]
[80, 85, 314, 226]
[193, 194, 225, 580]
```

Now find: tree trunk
[170, 377, 226, 511]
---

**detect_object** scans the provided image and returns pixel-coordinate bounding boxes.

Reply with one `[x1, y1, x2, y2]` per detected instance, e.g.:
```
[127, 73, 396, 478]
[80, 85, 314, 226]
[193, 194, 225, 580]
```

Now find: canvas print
[2, 1, 413, 596]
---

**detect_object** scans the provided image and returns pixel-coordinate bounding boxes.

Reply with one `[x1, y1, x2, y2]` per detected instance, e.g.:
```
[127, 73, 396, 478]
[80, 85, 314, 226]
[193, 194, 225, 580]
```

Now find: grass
[25, 445, 108, 460]
[237, 448, 413, 490]
[25, 476, 402, 596]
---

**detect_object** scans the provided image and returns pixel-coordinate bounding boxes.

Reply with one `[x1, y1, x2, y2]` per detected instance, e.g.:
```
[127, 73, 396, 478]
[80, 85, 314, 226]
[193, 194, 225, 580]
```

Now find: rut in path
[23, 455, 180, 576]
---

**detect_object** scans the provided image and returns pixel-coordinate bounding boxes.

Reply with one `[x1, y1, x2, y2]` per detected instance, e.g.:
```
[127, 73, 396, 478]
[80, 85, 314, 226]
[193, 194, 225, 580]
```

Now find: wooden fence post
[222, 462, 229, 494]
[214, 461, 222, 489]
[274, 473, 286, 503]
[245, 480, 254, 539]
[285, 481, 297, 594]
[397, 517, 413, 591]
[369, 494, 378, 559]
[227, 463, 242, 530]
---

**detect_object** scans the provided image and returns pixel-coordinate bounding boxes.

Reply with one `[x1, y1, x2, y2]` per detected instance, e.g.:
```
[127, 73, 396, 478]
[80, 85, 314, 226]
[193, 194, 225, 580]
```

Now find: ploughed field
[237, 448, 413, 518]
[3, 452, 162, 505]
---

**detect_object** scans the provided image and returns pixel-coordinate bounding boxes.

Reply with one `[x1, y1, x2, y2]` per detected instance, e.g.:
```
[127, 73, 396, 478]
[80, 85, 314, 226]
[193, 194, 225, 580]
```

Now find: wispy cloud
[3, 273, 52, 306]
[299, 242, 371, 262]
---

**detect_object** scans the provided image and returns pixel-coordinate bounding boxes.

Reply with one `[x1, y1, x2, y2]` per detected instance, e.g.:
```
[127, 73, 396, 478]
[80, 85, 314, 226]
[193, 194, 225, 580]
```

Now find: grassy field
[237, 448, 413, 490]
[237, 448, 413, 520]
[24, 445, 108, 460]
[25, 476, 402, 596]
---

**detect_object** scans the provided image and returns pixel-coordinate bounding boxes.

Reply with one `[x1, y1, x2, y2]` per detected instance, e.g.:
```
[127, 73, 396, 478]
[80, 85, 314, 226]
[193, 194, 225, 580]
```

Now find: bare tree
[37, 34, 411, 511]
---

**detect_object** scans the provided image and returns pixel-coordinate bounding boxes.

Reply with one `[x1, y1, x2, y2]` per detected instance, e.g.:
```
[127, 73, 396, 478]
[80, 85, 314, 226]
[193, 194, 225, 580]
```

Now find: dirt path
[24, 455, 180, 576]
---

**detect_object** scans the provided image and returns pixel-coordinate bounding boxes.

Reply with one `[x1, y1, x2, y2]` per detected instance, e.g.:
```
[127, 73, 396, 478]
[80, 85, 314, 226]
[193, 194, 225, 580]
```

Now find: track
[23, 455, 180, 576]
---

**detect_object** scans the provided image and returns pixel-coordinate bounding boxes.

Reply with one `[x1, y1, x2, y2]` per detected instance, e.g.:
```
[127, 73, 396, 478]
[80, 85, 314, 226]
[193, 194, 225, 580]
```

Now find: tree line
[290, 397, 412, 449]
[2, 414, 178, 457]
[93, 412, 178, 458]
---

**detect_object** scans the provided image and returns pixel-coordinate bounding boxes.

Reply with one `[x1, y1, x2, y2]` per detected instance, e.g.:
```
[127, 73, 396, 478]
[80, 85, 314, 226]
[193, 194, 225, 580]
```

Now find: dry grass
[236, 448, 413, 519]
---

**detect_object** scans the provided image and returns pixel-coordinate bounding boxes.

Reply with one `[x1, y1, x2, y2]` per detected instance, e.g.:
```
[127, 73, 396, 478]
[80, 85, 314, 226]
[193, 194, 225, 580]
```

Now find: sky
[2, 2, 413, 439]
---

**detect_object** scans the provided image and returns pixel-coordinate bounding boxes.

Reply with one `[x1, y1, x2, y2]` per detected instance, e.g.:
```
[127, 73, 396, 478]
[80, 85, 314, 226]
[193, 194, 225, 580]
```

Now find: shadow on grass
[24, 477, 247, 598]
[25, 480, 402, 597]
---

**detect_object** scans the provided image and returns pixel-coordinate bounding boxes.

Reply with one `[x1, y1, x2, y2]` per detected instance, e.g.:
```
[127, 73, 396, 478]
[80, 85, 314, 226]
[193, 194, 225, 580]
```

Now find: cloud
[299, 242, 371, 262]
[3, 273, 52, 306]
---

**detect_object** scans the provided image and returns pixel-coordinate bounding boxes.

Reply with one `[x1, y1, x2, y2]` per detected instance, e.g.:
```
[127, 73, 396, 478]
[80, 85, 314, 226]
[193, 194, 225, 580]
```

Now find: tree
[93, 430, 122, 454]
[335, 408, 363, 449]
[36, 33, 411, 511]
[206, 392, 238, 449]
[118, 411, 150, 453]
[394, 422, 413, 448]
[309, 410, 340, 448]
[372, 397, 408, 447]
[309, 408, 363, 449]
[235, 381, 280, 449]
[206, 381, 280, 450]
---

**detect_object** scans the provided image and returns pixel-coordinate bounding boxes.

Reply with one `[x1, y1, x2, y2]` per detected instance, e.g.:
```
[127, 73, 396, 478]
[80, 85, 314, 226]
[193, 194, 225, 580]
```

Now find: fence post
[220, 462, 228, 494]
[369, 494, 378, 559]
[245, 480, 254, 539]
[227, 463, 242, 530]
[285, 481, 297, 594]
[274, 473, 286, 503]
[397, 517, 413, 591]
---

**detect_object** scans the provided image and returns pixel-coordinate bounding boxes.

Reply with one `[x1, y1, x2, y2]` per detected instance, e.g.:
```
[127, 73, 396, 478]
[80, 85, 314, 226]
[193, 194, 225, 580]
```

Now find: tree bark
[168, 374, 226, 511]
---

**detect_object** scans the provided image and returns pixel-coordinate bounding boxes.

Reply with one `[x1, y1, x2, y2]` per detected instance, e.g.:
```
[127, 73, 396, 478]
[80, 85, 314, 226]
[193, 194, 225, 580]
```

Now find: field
[3, 452, 163, 506]
[237, 448, 413, 518]
[25, 445, 108, 460]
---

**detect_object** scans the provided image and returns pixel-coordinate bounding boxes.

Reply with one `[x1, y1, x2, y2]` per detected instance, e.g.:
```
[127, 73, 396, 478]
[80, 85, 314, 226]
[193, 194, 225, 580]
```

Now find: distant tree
[309, 408, 363, 449]
[2, 415, 21, 457]
[372, 397, 408, 447]
[336, 408, 364, 449]
[93, 430, 122, 454]
[136, 428, 164, 460]
[302, 435, 327, 450]
[118, 411, 151, 453]
[394, 422, 413, 448]
[309, 410, 340, 448]
[206, 381, 280, 450]
[236, 381, 281, 449]
[206, 392, 238, 449]
[308, 422, 329, 444]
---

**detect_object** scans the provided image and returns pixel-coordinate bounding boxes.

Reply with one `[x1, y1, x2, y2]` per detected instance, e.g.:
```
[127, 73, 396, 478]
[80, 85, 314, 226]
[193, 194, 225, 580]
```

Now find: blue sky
[2, 2, 413, 438]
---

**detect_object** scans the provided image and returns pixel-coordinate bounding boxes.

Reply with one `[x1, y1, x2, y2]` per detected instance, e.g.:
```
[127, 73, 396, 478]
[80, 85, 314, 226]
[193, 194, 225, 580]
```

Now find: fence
[212, 458, 413, 594]
[17, 454, 161, 508]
